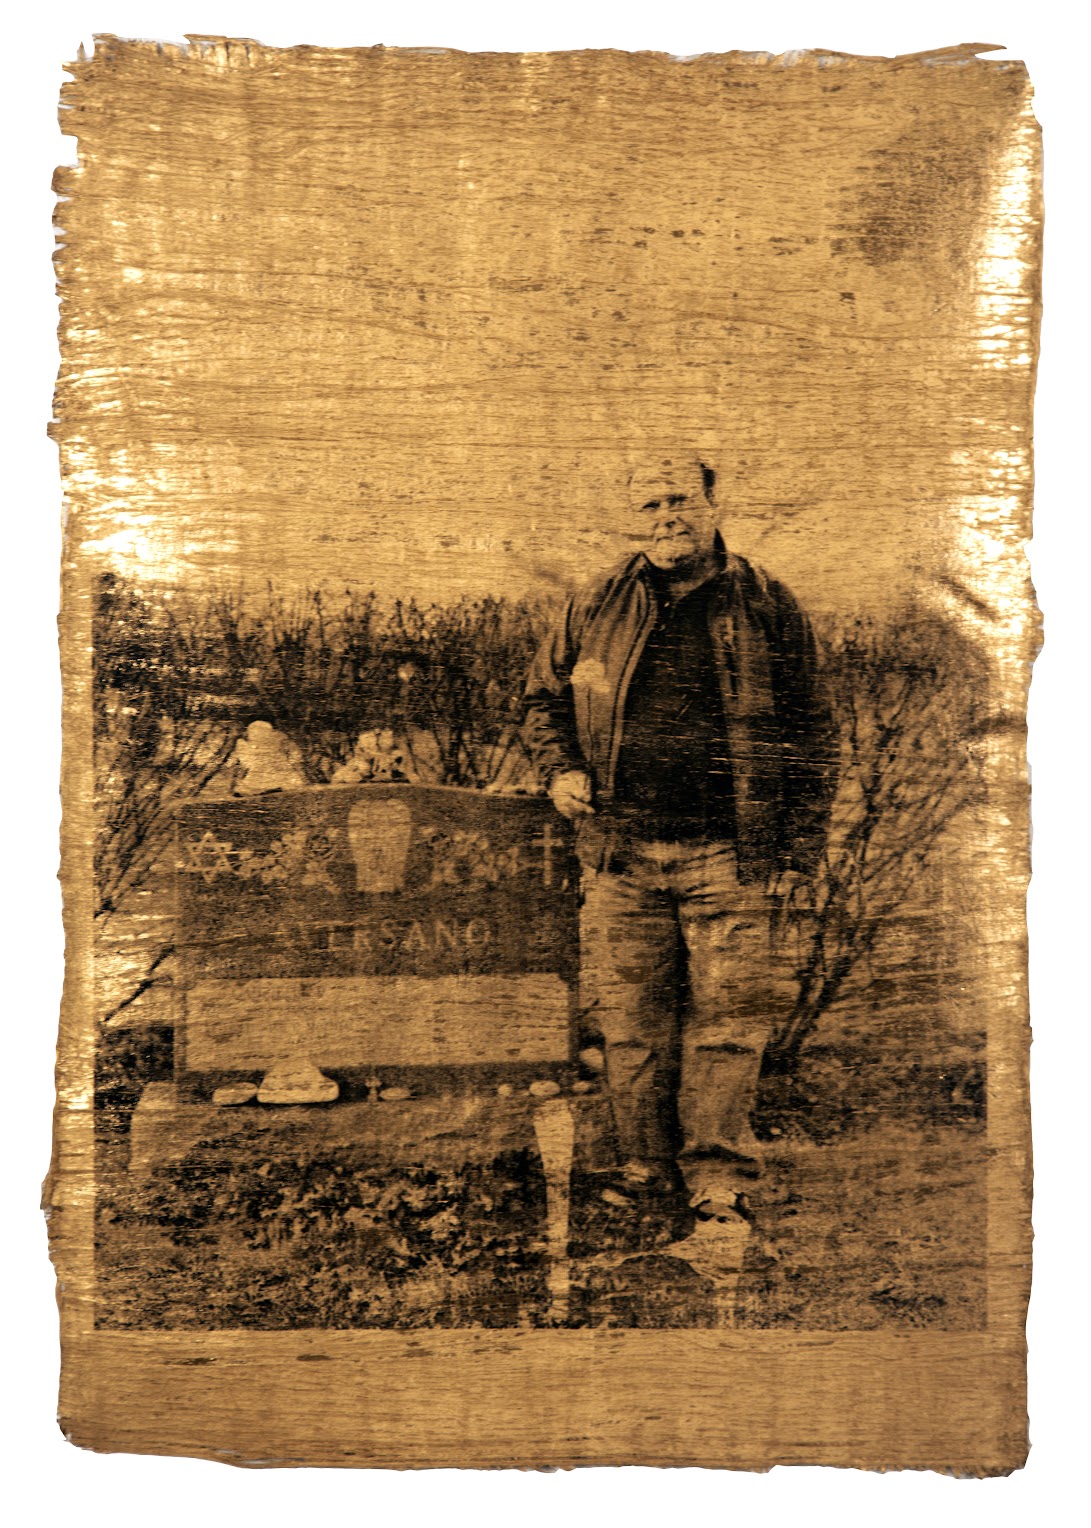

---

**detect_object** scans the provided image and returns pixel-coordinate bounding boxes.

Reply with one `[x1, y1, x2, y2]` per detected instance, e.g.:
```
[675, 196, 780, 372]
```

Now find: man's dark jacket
[522, 535, 839, 882]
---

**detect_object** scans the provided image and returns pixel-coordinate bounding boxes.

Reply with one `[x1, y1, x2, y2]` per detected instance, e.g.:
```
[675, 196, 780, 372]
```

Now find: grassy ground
[94, 1030, 986, 1331]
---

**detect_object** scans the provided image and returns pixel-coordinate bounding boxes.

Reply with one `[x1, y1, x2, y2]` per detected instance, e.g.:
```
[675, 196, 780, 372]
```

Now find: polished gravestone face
[175, 782, 580, 1083]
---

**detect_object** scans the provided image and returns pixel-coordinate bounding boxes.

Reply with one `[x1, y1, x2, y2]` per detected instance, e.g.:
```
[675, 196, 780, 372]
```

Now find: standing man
[523, 455, 838, 1239]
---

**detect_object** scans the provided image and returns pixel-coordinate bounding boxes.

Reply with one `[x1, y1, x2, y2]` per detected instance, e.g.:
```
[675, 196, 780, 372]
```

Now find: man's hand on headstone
[550, 770, 595, 820]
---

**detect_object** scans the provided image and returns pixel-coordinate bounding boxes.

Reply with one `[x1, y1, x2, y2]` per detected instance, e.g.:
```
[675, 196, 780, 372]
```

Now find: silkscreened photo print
[52, 37, 1038, 1470]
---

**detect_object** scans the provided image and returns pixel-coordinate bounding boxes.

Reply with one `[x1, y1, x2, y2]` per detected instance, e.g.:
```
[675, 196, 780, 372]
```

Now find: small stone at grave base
[212, 1082, 258, 1107]
[257, 1059, 340, 1105]
[379, 1085, 413, 1102]
[578, 1046, 605, 1073]
[496, 1083, 514, 1098]
[570, 1079, 596, 1095]
[529, 1079, 562, 1098]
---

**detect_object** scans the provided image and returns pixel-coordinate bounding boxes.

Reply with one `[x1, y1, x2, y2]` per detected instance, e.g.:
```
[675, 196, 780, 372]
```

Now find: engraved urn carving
[346, 797, 413, 893]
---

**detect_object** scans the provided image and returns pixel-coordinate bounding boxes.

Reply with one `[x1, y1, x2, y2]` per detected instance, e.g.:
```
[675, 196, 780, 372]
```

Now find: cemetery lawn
[93, 1036, 987, 1331]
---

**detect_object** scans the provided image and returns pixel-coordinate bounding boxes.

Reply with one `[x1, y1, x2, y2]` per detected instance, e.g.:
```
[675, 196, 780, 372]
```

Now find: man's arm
[522, 596, 587, 792]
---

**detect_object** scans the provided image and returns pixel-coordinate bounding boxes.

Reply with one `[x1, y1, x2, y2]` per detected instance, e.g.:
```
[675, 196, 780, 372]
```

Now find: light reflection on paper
[972, 126, 1040, 374]
[80, 513, 240, 588]
[938, 119, 1039, 710]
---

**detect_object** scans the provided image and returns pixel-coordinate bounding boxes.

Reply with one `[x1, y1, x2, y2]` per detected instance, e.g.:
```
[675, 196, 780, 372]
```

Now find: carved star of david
[181, 830, 235, 883]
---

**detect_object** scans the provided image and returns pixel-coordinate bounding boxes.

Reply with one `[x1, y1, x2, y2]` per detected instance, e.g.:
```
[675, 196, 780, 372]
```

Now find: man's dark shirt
[611, 568, 736, 840]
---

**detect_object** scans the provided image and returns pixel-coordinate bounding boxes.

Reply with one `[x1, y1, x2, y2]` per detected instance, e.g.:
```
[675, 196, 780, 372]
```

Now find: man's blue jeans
[579, 838, 795, 1198]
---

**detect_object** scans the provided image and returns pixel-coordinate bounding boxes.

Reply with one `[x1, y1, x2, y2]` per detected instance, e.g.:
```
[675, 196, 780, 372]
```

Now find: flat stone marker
[533, 1097, 577, 1324]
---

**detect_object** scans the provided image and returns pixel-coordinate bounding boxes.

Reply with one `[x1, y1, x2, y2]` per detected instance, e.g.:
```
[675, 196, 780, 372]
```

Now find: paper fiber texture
[51, 37, 1039, 1470]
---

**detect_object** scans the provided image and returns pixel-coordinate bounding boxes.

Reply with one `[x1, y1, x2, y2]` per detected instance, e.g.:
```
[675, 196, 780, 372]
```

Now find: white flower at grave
[231, 720, 308, 795]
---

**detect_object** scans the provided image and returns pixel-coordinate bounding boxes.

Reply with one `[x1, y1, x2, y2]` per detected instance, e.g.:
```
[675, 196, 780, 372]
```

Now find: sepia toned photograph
[50, 34, 1038, 1469]
[91, 457, 993, 1337]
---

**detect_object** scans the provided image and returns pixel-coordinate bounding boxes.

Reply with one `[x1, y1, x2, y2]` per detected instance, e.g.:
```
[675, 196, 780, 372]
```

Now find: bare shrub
[765, 610, 993, 1067]
[94, 575, 237, 923]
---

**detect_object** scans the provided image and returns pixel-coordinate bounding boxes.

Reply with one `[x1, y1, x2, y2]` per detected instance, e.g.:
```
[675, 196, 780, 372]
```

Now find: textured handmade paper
[51, 38, 1039, 1470]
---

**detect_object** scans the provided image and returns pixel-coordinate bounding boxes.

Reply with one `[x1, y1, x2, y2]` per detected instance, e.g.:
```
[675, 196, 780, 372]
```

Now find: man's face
[628, 458, 719, 571]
